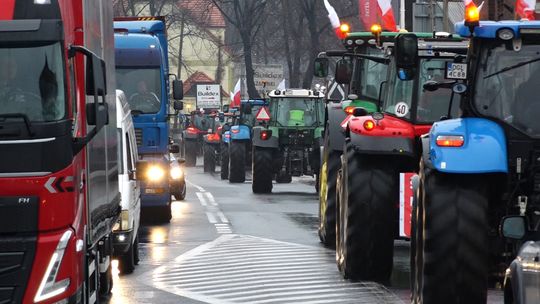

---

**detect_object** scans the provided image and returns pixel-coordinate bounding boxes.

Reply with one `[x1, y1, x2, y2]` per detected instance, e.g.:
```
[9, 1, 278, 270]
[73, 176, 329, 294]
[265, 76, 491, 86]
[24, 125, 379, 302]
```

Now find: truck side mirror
[335, 58, 352, 85]
[501, 216, 527, 240]
[86, 102, 109, 126]
[314, 57, 329, 78]
[173, 100, 184, 111]
[395, 33, 418, 81]
[169, 144, 180, 154]
[172, 79, 184, 100]
[86, 55, 107, 96]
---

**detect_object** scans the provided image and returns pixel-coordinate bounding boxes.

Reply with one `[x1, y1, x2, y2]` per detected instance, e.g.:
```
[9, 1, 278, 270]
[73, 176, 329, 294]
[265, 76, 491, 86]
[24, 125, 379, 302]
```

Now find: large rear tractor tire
[413, 164, 489, 304]
[203, 144, 216, 173]
[318, 149, 341, 248]
[229, 141, 246, 183]
[336, 141, 396, 284]
[184, 140, 197, 167]
[252, 147, 273, 193]
[221, 143, 229, 180]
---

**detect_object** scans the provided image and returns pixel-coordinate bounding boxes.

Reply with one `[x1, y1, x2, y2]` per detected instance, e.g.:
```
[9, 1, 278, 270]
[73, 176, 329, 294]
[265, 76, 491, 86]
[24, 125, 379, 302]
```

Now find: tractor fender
[230, 125, 251, 141]
[326, 102, 347, 152]
[347, 115, 416, 157]
[252, 127, 278, 148]
[428, 118, 508, 173]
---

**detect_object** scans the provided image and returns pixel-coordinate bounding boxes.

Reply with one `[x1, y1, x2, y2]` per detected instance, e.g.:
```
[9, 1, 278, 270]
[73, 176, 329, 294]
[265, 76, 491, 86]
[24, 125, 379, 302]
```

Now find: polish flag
[516, 0, 536, 20]
[323, 0, 346, 39]
[231, 79, 241, 108]
[377, 0, 397, 31]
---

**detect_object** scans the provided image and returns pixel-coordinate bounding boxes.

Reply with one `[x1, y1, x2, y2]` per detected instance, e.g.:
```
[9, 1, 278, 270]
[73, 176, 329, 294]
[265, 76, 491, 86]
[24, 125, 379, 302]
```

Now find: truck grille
[0, 236, 37, 304]
[135, 128, 143, 146]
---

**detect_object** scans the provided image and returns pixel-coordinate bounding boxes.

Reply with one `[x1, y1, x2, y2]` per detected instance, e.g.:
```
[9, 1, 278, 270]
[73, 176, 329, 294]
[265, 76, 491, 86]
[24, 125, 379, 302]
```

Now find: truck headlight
[147, 166, 165, 181]
[170, 167, 183, 180]
[34, 230, 72, 302]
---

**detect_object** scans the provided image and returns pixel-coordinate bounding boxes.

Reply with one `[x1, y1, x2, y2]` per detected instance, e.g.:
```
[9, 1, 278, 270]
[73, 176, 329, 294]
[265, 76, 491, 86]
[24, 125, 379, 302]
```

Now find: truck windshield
[270, 97, 323, 127]
[383, 57, 459, 123]
[0, 42, 66, 122]
[116, 67, 162, 114]
[474, 41, 540, 136]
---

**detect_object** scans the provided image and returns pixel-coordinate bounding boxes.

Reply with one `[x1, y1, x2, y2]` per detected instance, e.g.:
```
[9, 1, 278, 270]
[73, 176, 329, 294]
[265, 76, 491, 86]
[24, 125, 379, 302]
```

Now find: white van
[113, 90, 141, 274]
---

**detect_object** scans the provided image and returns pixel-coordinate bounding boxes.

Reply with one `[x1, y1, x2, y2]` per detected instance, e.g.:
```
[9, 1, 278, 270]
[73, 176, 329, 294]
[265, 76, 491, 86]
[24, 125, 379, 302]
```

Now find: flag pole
[400, 0, 406, 30]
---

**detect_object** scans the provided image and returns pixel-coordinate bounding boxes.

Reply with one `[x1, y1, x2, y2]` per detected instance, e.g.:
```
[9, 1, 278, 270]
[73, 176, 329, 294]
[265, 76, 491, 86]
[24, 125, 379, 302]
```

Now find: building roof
[184, 71, 229, 97]
[178, 0, 226, 28]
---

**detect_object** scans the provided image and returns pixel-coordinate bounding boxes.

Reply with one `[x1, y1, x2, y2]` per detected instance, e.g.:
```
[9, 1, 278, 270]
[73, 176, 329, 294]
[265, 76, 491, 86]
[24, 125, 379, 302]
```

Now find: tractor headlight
[170, 167, 183, 180]
[146, 166, 165, 182]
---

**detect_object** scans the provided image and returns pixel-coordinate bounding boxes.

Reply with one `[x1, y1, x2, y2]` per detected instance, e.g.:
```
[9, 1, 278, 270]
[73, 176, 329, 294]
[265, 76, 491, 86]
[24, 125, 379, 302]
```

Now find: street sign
[196, 84, 221, 109]
[254, 65, 284, 96]
[255, 107, 271, 121]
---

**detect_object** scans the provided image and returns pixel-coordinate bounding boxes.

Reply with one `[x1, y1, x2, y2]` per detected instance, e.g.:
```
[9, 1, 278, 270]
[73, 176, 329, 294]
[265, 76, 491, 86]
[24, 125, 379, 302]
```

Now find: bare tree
[211, 0, 271, 98]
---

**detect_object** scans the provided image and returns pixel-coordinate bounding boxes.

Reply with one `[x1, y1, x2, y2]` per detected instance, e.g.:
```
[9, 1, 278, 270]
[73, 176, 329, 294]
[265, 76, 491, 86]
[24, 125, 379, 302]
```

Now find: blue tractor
[221, 100, 268, 183]
[399, 13, 540, 303]
[114, 17, 185, 222]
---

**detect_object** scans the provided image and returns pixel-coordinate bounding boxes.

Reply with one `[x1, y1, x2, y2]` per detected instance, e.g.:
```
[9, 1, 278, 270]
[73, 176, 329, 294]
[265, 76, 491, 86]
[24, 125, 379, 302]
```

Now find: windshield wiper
[484, 56, 540, 79]
[0, 114, 34, 136]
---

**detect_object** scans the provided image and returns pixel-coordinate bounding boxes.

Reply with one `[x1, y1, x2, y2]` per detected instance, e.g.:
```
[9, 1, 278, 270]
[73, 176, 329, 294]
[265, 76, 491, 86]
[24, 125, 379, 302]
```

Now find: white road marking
[206, 212, 217, 224]
[195, 192, 207, 206]
[216, 211, 229, 223]
[141, 234, 403, 304]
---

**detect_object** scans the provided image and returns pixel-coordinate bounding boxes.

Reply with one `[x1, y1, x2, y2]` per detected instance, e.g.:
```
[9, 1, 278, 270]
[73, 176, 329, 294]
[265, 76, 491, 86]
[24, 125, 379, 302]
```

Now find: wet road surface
[106, 163, 504, 303]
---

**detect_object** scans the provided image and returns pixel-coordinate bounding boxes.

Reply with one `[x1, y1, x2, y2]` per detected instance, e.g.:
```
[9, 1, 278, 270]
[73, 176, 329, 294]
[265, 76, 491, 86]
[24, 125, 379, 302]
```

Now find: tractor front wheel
[221, 143, 229, 180]
[337, 141, 396, 283]
[413, 164, 489, 304]
[229, 141, 246, 183]
[203, 144, 216, 173]
[252, 147, 273, 193]
[318, 149, 341, 248]
[184, 140, 197, 167]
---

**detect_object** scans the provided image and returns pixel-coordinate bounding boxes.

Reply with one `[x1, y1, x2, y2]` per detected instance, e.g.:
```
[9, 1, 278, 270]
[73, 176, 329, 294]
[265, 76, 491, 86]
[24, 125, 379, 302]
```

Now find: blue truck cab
[114, 18, 185, 222]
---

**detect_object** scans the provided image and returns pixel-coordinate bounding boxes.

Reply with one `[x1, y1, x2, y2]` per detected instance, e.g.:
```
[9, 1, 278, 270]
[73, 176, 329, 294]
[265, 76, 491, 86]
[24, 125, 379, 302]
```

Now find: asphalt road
[106, 163, 504, 304]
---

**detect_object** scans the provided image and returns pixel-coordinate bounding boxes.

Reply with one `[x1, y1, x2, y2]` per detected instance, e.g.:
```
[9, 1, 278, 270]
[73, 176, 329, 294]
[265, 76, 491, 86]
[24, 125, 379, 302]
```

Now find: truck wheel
[221, 143, 229, 180]
[118, 239, 135, 274]
[414, 166, 489, 304]
[229, 141, 246, 183]
[252, 147, 273, 193]
[203, 144, 216, 173]
[133, 236, 140, 265]
[337, 142, 396, 283]
[185, 141, 197, 167]
[98, 251, 113, 297]
[318, 150, 340, 248]
[174, 182, 186, 201]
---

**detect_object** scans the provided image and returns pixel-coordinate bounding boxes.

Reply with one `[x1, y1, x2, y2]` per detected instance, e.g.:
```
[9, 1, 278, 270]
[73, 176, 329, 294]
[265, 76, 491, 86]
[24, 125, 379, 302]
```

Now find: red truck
[0, 1, 119, 303]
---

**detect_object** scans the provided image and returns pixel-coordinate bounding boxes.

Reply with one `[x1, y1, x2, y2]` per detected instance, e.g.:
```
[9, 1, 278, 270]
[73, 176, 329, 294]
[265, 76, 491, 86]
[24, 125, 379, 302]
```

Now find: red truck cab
[0, 1, 118, 303]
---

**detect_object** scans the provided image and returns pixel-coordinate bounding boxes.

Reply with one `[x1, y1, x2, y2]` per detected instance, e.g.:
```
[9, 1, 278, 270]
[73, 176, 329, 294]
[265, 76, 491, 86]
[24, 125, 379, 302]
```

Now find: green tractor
[251, 89, 325, 193]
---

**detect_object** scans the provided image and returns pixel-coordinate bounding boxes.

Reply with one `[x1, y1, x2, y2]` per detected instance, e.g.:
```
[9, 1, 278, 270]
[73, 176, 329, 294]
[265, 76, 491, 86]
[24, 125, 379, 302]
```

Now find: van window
[126, 133, 134, 173]
[117, 128, 124, 174]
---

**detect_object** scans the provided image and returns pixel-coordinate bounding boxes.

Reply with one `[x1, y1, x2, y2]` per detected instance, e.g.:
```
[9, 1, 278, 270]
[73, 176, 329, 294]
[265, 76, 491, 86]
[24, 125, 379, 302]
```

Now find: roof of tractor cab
[456, 20, 540, 38]
[344, 32, 462, 50]
[268, 89, 323, 99]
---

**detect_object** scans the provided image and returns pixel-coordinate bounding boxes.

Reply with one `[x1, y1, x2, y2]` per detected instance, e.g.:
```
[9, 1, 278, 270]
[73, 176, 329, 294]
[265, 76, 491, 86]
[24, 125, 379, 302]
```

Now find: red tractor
[335, 33, 468, 283]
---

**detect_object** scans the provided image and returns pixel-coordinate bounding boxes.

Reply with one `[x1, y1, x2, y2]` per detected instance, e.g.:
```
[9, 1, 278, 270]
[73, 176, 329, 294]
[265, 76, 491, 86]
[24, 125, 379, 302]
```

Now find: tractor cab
[267, 89, 324, 128]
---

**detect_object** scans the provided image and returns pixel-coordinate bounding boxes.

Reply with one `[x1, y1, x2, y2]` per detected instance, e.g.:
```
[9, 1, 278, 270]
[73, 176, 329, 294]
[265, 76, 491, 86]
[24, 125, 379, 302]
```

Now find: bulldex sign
[196, 84, 221, 109]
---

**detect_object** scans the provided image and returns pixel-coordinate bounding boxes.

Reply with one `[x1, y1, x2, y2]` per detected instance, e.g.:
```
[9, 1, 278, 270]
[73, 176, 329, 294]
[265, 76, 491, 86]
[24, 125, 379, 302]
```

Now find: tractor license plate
[446, 62, 467, 79]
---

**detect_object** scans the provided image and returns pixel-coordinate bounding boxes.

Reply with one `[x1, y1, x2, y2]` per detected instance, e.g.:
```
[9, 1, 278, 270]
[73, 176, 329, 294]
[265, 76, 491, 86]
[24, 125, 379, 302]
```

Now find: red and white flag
[359, 0, 378, 30]
[230, 79, 241, 108]
[377, 0, 397, 31]
[323, 0, 347, 39]
[516, 0, 536, 20]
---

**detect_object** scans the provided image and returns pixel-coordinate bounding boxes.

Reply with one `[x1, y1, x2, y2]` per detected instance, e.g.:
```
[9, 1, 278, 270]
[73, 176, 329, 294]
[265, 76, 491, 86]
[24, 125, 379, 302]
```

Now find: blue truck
[396, 10, 540, 303]
[114, 17, 185, 222]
